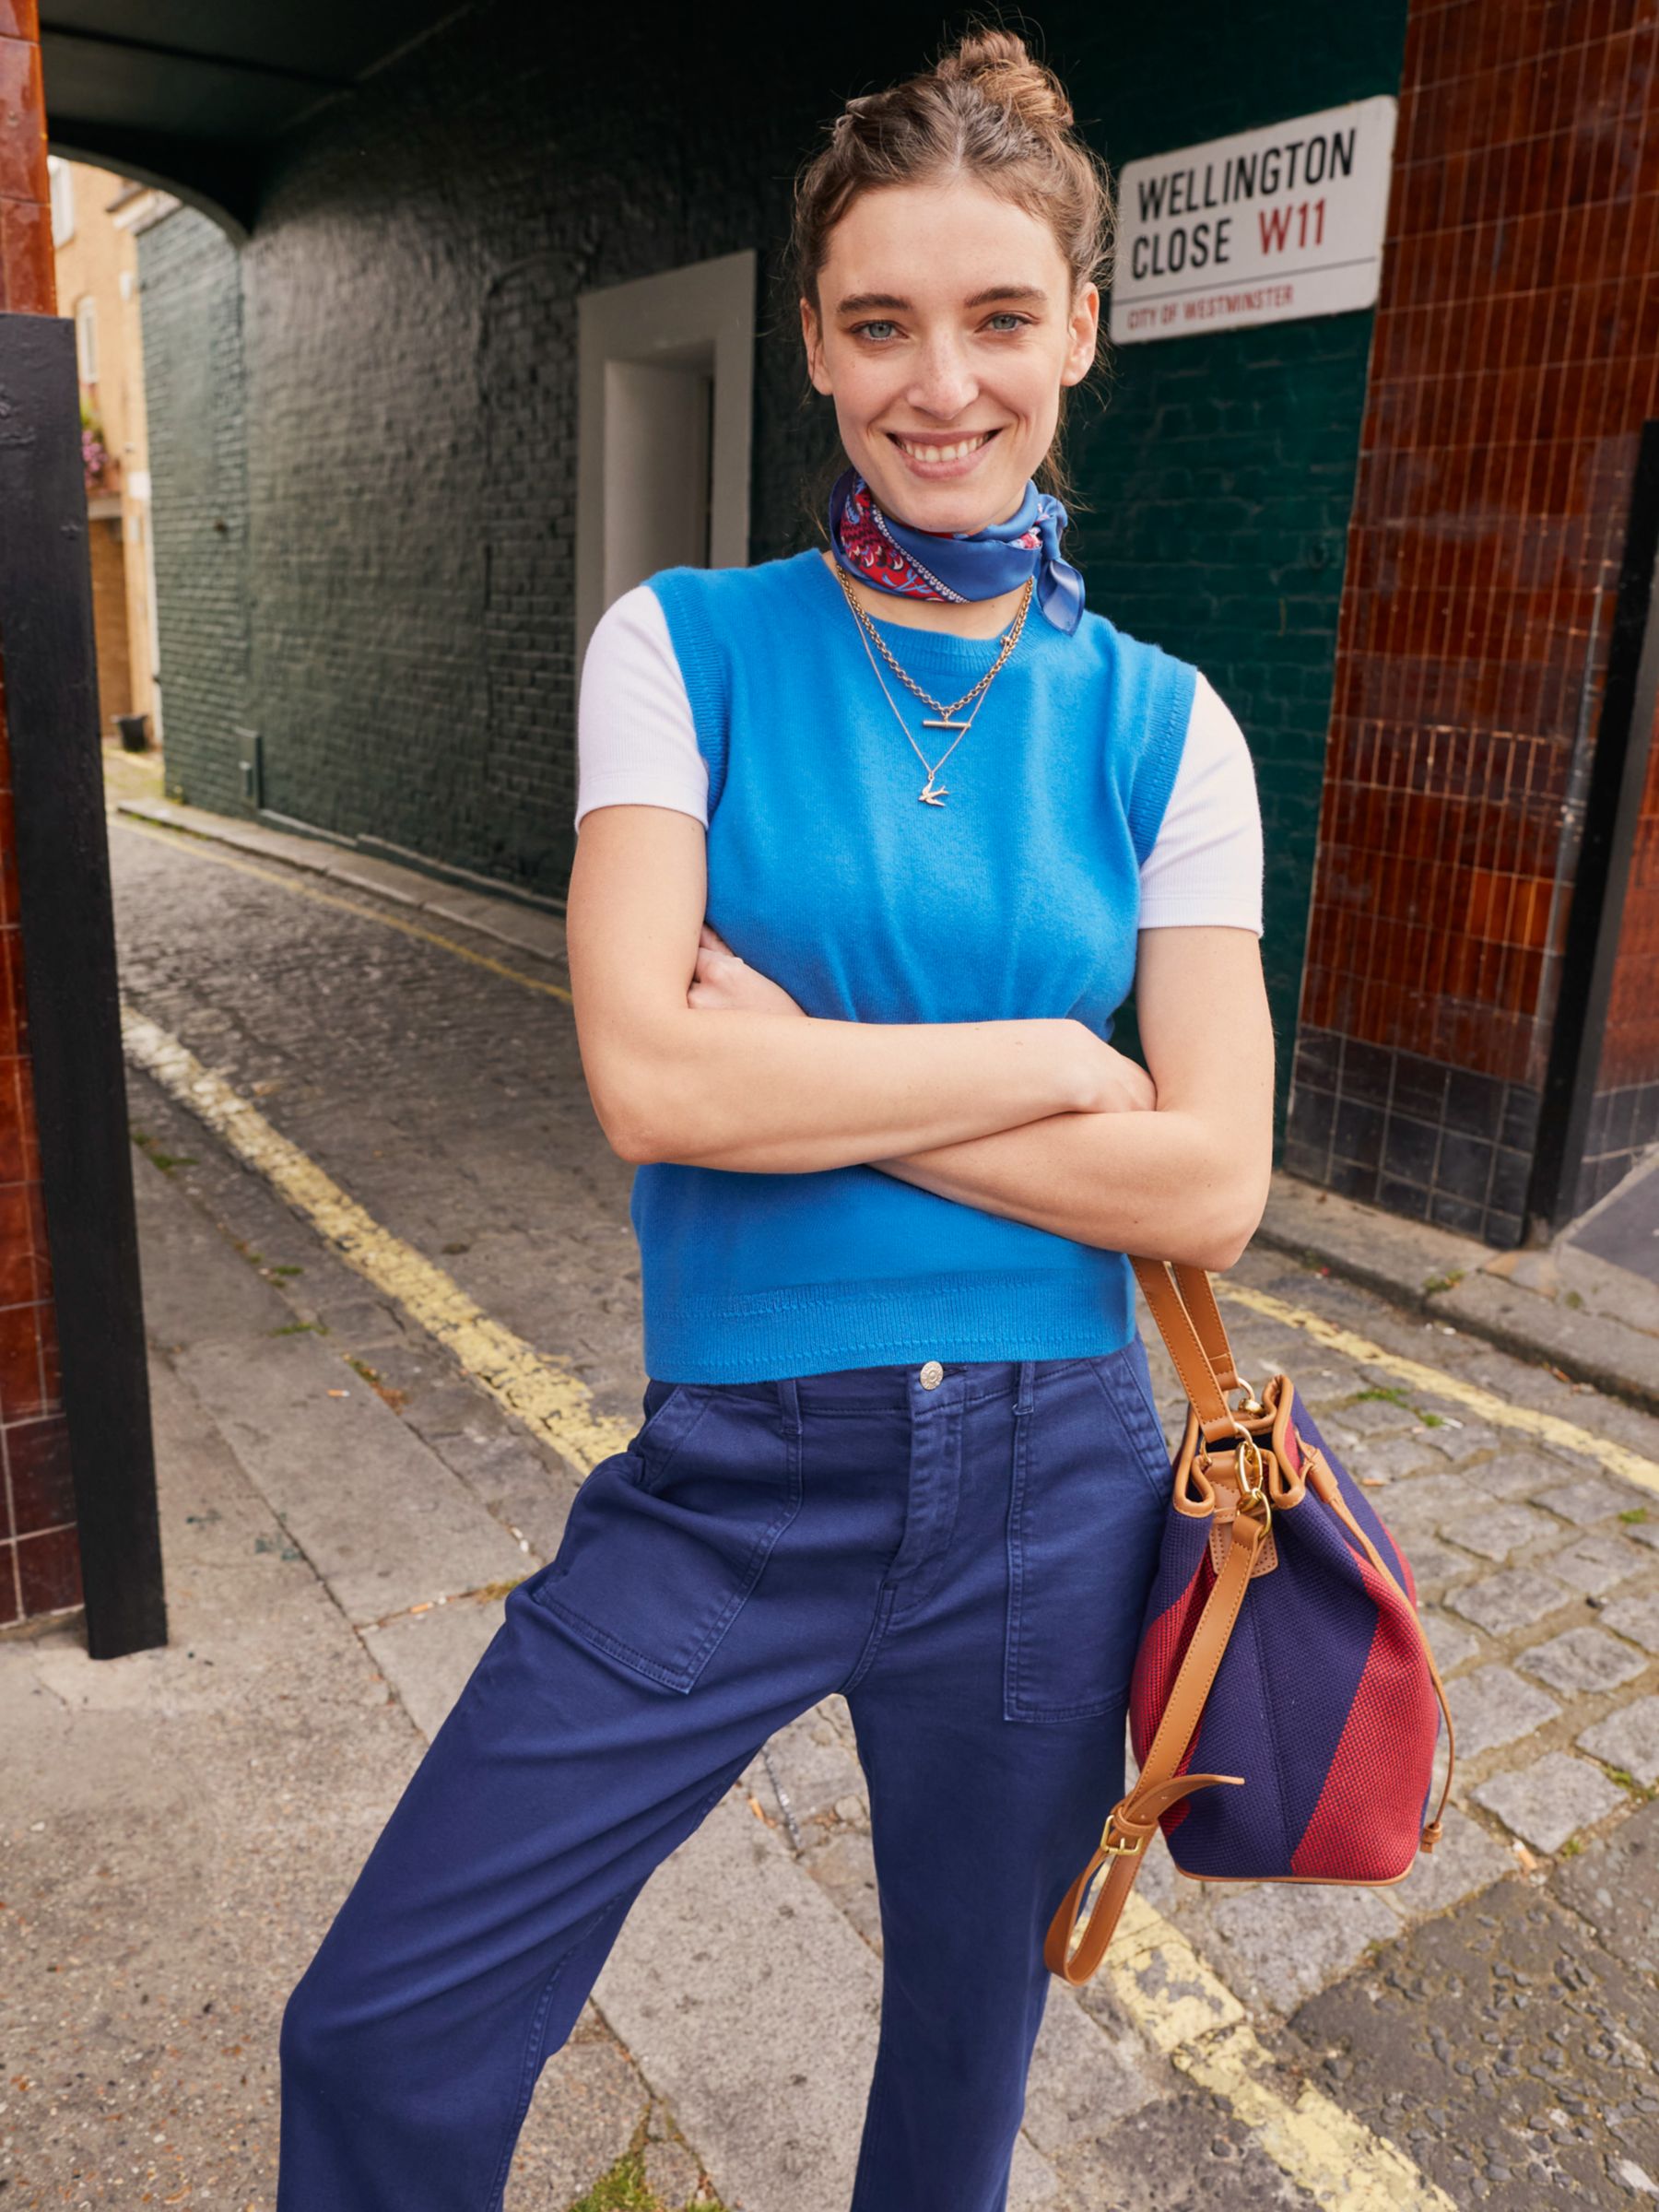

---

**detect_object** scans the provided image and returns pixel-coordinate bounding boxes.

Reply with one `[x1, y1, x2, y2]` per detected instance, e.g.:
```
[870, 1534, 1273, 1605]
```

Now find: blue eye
[854, 320, 899, 342]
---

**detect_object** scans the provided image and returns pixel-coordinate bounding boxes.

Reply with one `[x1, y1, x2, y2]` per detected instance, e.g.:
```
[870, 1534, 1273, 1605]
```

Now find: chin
[865, 466, 1030, 535]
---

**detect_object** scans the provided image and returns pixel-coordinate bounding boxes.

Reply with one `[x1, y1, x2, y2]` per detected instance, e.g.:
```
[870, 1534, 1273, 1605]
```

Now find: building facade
[109, 0, 1659, 1252]
[47, 156, 159, 744]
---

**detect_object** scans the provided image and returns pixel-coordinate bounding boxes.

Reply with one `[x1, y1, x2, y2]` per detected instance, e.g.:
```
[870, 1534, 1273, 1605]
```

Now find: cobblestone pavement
[88, 813, 1659, 2206]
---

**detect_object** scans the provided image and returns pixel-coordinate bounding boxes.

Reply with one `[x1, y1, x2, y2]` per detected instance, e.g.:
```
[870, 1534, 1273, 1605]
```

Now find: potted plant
[80, 400, 109, 493]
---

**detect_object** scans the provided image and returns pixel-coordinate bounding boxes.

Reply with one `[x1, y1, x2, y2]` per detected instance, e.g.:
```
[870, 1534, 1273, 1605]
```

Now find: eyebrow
[834, 284, 1049, 315]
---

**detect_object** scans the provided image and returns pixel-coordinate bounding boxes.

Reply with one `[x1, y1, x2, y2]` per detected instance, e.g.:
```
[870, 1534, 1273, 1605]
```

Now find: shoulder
[1069, 607, 1199, 858]
[1071, 604, 1198, 698]
[1138, 667, 1264, 936]
[645, 549, 820, 629]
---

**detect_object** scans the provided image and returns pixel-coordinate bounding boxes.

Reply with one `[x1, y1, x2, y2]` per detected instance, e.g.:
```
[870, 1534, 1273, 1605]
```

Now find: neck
[818, 549, 1029, 640]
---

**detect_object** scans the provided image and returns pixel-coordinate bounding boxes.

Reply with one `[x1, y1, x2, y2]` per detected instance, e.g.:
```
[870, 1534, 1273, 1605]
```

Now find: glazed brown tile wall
[1288, 0, 1659, 1243]
[0, 0, 78, 1627]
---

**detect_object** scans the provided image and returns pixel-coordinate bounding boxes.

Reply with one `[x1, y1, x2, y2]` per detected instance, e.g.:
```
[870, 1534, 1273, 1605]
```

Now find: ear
[801, 295, 833, 395]
[1060, 280, 1100, 389]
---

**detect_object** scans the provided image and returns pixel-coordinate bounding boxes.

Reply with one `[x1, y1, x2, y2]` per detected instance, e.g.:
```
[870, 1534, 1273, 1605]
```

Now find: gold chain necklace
[833, 566, 1034, 806]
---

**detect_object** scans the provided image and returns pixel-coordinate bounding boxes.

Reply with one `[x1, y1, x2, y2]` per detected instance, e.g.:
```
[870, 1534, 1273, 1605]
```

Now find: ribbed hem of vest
[641, 1263, 1137, 1384]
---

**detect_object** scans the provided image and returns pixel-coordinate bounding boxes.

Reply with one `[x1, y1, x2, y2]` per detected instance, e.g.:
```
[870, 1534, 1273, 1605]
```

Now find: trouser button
[918, 1359, 944, 1389]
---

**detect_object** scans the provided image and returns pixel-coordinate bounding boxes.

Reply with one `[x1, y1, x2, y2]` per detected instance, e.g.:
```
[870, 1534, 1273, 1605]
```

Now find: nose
[906, 332, 979, 421]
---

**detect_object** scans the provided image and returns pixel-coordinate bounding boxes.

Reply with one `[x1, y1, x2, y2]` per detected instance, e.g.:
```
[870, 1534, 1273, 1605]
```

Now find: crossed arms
[567, 805, 1276, 1274]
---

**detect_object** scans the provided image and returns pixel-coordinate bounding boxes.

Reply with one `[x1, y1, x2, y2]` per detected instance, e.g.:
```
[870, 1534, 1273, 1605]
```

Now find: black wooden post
[1527, 421, 1659, 1239]
[0, 312, 166, 1658]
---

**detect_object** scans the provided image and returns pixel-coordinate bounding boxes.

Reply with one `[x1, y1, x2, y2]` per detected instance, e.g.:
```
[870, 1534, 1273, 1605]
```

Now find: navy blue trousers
[276, 1339, 1173, 2211]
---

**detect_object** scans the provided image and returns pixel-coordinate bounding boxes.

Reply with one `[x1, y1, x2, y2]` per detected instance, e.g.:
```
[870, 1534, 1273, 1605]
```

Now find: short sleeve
[1136, 672, 1265, 935]
[574, 583, 710, 830]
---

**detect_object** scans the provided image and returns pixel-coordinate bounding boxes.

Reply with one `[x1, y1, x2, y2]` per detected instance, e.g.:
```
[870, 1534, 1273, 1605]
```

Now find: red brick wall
[0, 0, 81, 1628]
[1286, 0, 1659, 1241]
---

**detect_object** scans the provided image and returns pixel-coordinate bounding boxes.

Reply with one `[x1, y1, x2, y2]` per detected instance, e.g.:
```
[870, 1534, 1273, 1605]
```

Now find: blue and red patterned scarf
[827, 464, 1086, 634]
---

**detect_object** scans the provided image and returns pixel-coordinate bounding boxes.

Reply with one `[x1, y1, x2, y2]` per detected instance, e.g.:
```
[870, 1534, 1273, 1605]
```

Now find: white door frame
[575, 248, 755, 664]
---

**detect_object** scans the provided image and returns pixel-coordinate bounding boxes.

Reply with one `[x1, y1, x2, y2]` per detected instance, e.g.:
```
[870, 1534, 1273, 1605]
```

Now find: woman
[277, 27, 1274, 2212]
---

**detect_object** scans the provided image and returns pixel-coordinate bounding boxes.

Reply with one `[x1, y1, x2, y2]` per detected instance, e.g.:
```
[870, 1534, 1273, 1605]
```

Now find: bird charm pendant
[918, 778, 949, 806]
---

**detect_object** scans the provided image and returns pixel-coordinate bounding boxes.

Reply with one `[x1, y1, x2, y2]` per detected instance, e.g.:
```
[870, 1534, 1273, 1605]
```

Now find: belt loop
[777, 1373, 802, 1439]
[1014, 1359, 1036, 1417]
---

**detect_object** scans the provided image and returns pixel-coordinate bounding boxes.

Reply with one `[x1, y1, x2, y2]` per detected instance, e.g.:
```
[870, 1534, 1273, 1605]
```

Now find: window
[48, 156, 75, 246]
[575, 250, 756, 662]
[75, 295, 99, 386]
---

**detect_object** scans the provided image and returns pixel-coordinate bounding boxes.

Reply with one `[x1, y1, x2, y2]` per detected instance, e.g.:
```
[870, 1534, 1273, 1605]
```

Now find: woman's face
[802, 175, 1099, 534]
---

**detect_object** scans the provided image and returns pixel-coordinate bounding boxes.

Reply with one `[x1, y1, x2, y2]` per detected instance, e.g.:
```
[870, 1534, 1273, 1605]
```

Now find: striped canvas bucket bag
[1046, 1257, 1455, 1986]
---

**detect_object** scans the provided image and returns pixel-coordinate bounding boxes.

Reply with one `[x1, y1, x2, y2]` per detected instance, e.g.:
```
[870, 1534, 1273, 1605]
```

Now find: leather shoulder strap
[1044, 1500, 1266, 1983]
[1128, 1256, 1244, 1445]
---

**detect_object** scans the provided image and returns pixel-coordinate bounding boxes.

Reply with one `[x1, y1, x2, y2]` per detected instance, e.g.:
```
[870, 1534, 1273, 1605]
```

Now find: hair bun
[935, 28, 1074, 131]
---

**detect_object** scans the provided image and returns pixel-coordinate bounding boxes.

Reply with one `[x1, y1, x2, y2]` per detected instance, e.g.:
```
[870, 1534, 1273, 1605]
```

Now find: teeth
[897, 432, 994, 462]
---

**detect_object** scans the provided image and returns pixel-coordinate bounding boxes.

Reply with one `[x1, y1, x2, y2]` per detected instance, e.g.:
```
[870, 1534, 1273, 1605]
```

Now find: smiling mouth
[887, 429, 1002, 462]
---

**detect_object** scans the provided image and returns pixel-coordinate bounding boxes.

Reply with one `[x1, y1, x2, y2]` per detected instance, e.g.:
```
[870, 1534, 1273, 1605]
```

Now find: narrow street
[6, 806, 1659, 2210]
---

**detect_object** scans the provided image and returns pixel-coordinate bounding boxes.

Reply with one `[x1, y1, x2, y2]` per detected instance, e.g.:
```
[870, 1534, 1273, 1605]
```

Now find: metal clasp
[1235, 1427, 1265, 1501]
[1100, 1816, 1144, 1858]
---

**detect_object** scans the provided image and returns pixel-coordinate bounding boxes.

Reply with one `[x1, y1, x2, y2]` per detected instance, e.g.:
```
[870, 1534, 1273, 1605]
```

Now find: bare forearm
[869, 1108, 1262, 1272]
[616, 1009, 1096, 1171]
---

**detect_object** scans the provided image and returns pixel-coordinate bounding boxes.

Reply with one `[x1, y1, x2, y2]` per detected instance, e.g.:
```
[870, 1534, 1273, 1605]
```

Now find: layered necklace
[832, 562, 1033, 806]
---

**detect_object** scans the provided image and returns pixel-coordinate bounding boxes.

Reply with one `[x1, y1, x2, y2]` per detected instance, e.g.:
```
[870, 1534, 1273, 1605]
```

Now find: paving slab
[1446, 1665, 1560, 1758]
[1020, 1980, 1164, 2156]
[1551, 1530, 1650, 1595]
[1516, 1626, 1651, 1698]
[1604, 1592, 1659, 1654]
[1443, 1568, 1575, 1637]
[1578, 1696, 1659, 1787]
[1471, 1751, 1629, 1854]
[1418, 1611, 1485, 1672]
[1528, 1475, 1640, 1526]
[1188, 1877, 1404, 2016]
[1438, 1501, 1563, 1563]
[174, 1331, 528, 1624]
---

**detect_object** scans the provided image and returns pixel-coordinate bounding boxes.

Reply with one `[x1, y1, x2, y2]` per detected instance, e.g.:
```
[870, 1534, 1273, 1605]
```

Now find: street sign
[1109, 96, 1399, 344]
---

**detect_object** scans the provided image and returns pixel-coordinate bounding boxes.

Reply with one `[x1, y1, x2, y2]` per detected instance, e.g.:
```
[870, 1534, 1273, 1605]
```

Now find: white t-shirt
[576, 583, 1265, 935]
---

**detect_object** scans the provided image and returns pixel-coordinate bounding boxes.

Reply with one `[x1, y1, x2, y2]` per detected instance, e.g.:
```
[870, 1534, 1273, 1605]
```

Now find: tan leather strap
[1157, 1260, 1244, 1398]
[1128, 1257, 1245, 1445]
[1043, 1498, 1266, 1984]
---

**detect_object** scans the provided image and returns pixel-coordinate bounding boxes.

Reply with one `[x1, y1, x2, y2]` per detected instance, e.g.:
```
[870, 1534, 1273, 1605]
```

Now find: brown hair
[788, 19, 1117, 524]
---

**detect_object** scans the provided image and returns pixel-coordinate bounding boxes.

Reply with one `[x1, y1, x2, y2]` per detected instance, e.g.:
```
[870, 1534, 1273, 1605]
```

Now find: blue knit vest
[631, 547, 1195, 1383]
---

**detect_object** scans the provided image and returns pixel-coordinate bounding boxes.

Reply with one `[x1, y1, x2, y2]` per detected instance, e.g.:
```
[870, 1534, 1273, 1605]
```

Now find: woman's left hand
[689, 923, 808, 1017]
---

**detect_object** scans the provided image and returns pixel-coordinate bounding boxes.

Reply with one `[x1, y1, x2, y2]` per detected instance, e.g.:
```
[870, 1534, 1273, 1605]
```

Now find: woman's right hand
[1065, 1021, 1158, 1116]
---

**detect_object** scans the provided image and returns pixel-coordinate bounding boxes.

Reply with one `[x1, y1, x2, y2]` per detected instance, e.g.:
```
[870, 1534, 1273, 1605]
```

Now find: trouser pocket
[1002, 1342, 1171, 1723]
[527, 1381, 803, 1693]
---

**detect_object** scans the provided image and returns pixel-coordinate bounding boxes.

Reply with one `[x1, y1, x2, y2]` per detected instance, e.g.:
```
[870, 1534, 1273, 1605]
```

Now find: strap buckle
[1100, 1814, 1144, 1858]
